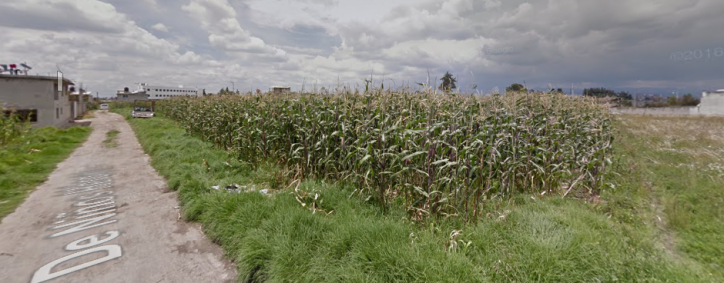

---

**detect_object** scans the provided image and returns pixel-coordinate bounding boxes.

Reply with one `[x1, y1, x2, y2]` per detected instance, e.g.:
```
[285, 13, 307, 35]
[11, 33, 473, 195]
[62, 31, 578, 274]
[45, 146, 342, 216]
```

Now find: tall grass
[1, 109, 30, 146]
[159, 92, 613, 220]
[1, 126, 90, 220]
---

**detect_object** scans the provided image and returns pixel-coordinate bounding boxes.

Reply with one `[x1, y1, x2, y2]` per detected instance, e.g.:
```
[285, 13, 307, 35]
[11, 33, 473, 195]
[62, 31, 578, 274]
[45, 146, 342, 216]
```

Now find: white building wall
[116, 92, 150, 102]
[0, 76, 72, 127]
[611, 91, 724, 116]
[699, 92, 724, 115]
[140, 85, 199, 100]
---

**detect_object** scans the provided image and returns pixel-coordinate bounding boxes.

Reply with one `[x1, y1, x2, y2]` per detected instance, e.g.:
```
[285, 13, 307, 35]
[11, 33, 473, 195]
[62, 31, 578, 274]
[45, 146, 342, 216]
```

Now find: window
[61, 108, 63, 115]
[56, 108, 59, 119]
[3, 109, 38, 122]
[54, 83, 59, 100]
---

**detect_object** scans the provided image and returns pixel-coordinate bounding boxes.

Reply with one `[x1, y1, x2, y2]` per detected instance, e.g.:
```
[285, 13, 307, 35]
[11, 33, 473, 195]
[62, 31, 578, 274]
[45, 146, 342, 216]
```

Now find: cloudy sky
[1, 0, 723, 97]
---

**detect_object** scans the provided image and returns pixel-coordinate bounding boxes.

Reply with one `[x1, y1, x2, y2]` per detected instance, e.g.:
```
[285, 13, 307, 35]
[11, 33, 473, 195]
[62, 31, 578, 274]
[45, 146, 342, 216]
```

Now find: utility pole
[230, 81, 235, 93]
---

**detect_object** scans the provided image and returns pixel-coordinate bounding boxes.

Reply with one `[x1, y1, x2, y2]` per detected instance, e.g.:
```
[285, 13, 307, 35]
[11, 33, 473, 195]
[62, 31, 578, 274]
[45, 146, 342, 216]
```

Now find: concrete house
[116, 83, 199, 101]
[271, 86, 291, 94]
[116, 87, 149, 102]
[0, 74, 75, 128]
[70, 89, 92, 119]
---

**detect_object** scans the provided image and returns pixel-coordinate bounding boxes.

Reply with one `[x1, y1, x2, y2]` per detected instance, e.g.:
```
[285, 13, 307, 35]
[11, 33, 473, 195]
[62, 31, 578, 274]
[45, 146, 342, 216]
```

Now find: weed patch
[0, 126, 90, 220]
[103, 129, 119, 148]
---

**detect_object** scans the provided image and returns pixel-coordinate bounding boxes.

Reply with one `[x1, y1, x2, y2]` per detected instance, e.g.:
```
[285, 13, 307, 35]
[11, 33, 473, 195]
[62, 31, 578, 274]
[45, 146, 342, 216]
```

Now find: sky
[1, 0, 723, 97]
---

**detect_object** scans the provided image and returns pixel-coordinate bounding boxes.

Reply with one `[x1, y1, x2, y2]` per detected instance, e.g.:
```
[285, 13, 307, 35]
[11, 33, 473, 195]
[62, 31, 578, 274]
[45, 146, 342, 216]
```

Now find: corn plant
[158, 91, 613, 221]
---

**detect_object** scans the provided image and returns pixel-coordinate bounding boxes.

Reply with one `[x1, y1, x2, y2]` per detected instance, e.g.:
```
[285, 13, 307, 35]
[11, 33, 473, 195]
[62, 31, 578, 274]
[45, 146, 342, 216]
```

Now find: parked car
[131, 100, 155, 118]
[99, 103, 109, 110]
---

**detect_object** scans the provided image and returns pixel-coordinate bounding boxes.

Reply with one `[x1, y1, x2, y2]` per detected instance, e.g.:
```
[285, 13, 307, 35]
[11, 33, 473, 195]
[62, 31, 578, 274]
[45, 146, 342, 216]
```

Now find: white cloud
[1, 0, 723, 96]
[151, 23, 169, 32]
[181, 0, 286, 59]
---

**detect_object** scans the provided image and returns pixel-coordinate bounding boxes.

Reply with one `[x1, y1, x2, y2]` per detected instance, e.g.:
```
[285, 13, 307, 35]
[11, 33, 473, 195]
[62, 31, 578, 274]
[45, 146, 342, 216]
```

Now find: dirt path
[0, 111, 236, 283]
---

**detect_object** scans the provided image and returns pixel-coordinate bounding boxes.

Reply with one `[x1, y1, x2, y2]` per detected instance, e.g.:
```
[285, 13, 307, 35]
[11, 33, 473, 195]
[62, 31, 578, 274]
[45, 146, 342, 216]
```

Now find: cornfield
[159, 92, 613, 220]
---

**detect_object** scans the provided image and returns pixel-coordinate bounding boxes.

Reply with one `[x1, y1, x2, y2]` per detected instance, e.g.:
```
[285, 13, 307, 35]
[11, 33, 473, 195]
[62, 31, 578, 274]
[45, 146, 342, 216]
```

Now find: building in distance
[117, 83, 200, 101]
[698, 89, 724, 115]
[270, 86, 291, 94]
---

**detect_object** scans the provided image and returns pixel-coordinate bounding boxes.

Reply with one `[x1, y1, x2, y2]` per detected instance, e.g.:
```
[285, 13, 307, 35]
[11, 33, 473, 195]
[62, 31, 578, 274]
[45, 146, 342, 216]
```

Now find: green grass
[120, 108, 718, 282]
[611, 115, 724, 279]
[103, 129, 120, 148]
[0, 126, 91, 221]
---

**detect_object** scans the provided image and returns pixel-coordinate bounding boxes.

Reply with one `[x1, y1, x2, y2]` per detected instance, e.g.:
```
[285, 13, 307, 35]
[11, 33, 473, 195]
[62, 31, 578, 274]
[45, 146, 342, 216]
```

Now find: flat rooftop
[0, 74, 74, 85]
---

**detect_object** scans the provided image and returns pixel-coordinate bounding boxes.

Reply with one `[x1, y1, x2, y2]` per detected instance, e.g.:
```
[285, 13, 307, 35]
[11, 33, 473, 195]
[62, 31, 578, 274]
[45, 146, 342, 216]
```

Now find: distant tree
[506, 83, 526, 93]
[616, 91, 632, 100]
[583, 87, 617, 98]
[680, 93, 700, 106]
[615, 91, 633, 106]
[547, 88, 565, 94]
[667, 96, 678, 106]
[614, 91, 632, 106]
[439, 72, 457, 91]
[217, 87, 237, 95]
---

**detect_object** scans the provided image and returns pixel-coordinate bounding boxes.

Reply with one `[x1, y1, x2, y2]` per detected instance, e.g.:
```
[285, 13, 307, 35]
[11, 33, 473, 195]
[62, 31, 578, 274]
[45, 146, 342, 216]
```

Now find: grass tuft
[103, 129, 120, 148]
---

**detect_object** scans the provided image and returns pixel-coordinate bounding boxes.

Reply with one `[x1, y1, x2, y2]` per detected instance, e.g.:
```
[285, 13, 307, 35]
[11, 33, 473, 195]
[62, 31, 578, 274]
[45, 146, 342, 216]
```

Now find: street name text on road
[31, 170, 124, 283]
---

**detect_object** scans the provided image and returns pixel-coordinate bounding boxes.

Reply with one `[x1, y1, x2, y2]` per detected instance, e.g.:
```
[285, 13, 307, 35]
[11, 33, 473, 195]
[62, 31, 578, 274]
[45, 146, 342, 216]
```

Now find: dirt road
[0, 111, 237, 283]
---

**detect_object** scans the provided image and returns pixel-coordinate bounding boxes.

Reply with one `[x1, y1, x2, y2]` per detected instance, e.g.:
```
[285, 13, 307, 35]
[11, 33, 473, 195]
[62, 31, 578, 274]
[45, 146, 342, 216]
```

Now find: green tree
[616, 91, 632, 100]
[506, 83, 526, 93]
[548, 88, 565, 94]
[217, 87, 234, 95]
[680, 94, 700, 106]
[667, 96, 678, 106]
[583, 87, 617, 98]
[439, 72, 457, 91]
